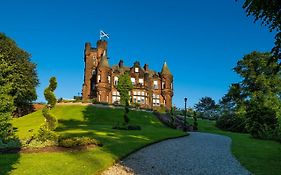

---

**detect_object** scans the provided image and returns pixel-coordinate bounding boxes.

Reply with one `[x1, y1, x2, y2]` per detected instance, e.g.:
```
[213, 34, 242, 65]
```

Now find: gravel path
[102, 132, 251, 175]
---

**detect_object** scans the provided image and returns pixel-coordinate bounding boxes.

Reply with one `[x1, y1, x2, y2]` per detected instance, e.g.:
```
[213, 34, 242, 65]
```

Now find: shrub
[153, 105, 166, 113]
[0, 138, 21, 149]
[37, 126, 59, 142]
[193, 116, 198, 130]
[58, 137, 102, 148]
[57, 97, 63, 103]
[245, 103, 278, 139]
[216, 114, 247, 132]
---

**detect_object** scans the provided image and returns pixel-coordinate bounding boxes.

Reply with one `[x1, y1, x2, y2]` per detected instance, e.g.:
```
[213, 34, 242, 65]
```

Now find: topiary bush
[42, 107, 57, 130]
[44, 77, 57, 108]
[42, 77, 58, 132]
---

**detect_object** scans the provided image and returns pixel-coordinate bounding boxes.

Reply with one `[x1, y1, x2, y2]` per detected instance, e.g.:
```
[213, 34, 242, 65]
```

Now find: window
[114, 76, 118, 85]
[132, 90, 146, 104]
[131, 77, 135, 85]
[135, 67, 139, 73]
[162, 82, 165, 89]
[108, 76, 111, 83]
[139, 78, 144, 86]
[153, 94, 160, 106]
[171, 82, 173, 89]
[97, 75, 101, 82]
[112, 91, 120, 103]
[153, 80, 158, 89]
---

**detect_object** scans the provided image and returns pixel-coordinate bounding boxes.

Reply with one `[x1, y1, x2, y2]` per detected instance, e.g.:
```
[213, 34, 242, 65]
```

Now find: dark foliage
[242, 0, 281, 63]
[194, 97, 218, 120]
[245, 101, 279, 139]
[0, 33, 39, 116]
[216, 114, 247, 132]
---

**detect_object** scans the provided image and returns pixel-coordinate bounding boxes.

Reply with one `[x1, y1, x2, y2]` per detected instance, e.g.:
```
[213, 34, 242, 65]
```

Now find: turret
[97, 40, 107, 58]
[96, 50, 111, 103]
[82, 42, 97, 100]
[160, 61, 173, 109]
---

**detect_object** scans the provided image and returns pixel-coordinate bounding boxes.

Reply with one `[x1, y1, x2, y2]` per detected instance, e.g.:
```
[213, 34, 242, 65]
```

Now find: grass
[187, 117, 281, 175]
[0, 105, 186, 175]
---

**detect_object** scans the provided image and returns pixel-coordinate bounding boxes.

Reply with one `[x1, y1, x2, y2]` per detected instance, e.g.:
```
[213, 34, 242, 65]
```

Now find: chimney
[144, 64, 149, 71]
[119, 60, 124, 68]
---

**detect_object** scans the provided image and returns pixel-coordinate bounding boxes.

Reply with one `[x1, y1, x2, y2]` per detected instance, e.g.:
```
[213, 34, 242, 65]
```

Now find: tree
[194, 97, 218, 119]
[0, 33, 39, 116]
[235, 52, 281, 138]
[0, 58, 15, 142]
[219, 83, 246, 117]
[241, 0, 281, 66]
[234, 51, 281, 113]
[116, 72, 133, 105]
[116, 72, 133, 125]
[218, 51, 281, 137]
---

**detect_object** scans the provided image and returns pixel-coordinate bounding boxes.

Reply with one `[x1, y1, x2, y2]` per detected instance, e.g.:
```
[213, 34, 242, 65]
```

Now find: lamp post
[184, 97, 187, 126]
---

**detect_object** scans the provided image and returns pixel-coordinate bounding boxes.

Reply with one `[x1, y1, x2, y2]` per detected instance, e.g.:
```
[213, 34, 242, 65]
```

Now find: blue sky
[0, 0, 275, 108]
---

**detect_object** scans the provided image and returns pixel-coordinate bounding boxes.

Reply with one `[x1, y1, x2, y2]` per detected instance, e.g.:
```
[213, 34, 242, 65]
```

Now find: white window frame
[135, 67, 139, 73]
[153, 80, 158, 89]
[131, 77, 135, 85]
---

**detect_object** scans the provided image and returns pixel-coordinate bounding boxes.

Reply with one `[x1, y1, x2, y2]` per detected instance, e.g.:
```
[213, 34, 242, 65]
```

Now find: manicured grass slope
[0, 105, 185, 175]
[188, 118, 281, 175]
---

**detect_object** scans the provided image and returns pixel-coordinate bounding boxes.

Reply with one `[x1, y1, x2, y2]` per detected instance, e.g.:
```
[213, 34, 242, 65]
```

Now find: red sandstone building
[82, 39, 173, 109]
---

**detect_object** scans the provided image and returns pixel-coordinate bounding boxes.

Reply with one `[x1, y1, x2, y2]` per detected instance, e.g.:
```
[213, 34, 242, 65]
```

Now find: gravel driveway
[102, 132, 251, 175]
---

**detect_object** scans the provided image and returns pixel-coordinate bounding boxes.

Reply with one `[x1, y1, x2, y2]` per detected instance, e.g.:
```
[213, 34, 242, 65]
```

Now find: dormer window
[135, 67, 139, 73]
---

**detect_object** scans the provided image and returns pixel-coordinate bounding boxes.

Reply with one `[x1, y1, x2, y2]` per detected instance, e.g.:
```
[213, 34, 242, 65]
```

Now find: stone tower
[160, 62, 173, 109]
[96, 50, 111, 103]
[82, 40, 107, 100]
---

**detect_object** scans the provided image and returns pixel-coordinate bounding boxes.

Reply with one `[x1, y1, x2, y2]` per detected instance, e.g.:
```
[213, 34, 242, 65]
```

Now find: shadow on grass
[54, 105, 185, 174]
[0, 138, 21, 175]
[0, 153, 20, 175]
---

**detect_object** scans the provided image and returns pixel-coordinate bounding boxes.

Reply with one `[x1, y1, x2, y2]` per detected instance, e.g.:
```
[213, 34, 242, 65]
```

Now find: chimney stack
[119, 60, 124, 68]
[144, 64, 149, 71]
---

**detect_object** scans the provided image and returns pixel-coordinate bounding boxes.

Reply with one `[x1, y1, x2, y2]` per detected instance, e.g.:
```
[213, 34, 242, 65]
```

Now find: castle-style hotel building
[82, 39, 173, 109]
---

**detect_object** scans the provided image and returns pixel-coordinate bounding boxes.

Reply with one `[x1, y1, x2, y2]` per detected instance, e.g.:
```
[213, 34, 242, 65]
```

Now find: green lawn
[0, 105, 185, 175]
[187, 118, 281, 175]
